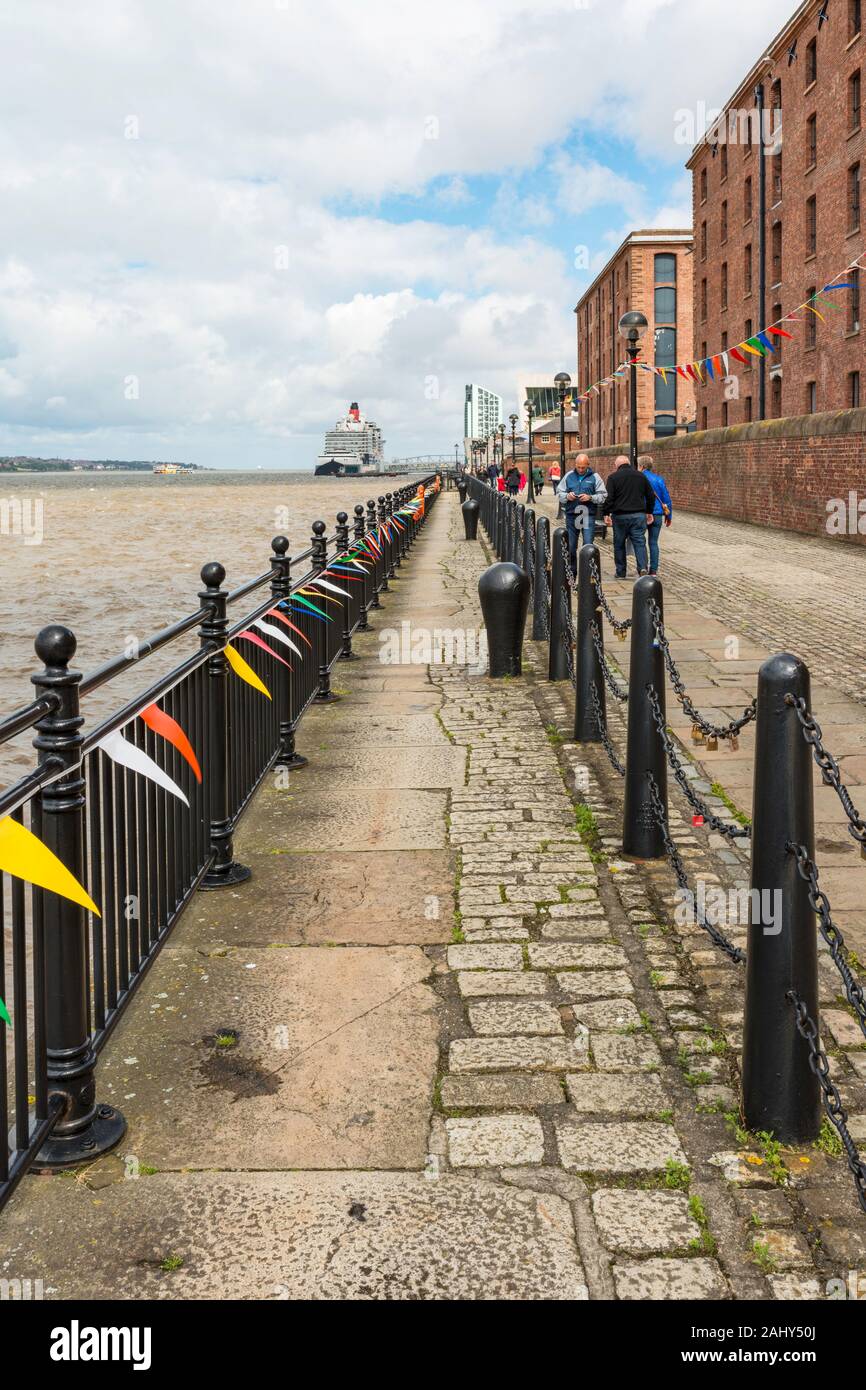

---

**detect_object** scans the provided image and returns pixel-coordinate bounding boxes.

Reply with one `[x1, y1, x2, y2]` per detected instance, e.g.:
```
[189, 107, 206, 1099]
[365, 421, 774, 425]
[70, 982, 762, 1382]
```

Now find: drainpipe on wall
[755, 80, 767, 422]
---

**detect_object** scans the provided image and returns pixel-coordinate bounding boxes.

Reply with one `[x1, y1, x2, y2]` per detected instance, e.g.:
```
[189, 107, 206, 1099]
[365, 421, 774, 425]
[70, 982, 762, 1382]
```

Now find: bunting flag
[254, 617, 304, 658]
[290, 594, 331, 621]
[0, 814, 101, 916]
[0, 996, 10, 1027]
[237, 630, 292, 670]
[225, 642, 272, 700]
[97, 729, 190, 807]
[268, 607, 313, 646]
[140, 703, 202, 783]
[308, 577, 351, 598]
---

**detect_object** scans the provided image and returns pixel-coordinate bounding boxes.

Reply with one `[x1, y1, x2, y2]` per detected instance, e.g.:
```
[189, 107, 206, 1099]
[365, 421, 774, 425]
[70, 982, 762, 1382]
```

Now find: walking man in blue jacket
[556, 453, 607, 574]
[638, 455, 673, 576]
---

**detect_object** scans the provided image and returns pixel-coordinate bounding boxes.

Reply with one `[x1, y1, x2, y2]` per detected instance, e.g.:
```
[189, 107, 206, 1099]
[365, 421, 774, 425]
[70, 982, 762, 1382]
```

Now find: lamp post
[617, 310, 649, 467]
[524, 400, 535, 502]
[498, 422, 506, 479]
[554, 371, 572, 486]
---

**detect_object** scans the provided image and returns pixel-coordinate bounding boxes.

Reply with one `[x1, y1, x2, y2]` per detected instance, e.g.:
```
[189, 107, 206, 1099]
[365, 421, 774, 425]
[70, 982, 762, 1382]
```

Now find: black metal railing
[0, 476, 440, 1210]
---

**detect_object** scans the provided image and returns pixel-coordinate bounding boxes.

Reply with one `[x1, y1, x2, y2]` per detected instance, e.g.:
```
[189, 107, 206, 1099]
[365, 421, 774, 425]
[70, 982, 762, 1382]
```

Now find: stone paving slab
[612, 1258, 730, 1301]
[556, 1120, 688, 1175]
[1, 1172, 587, 1301]
[592, 1190, 700, 1254]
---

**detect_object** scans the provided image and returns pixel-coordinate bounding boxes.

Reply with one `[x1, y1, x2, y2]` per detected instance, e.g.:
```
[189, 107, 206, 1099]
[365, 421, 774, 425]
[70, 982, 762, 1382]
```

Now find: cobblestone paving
[430, 493, 866, 1301]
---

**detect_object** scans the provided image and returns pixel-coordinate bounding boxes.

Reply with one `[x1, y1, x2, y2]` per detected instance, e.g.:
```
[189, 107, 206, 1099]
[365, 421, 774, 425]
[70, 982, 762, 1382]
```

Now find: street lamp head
[509, 412, 518, 426]
[524, 399, 533, 416]
[498, 422, 505, 435]
[618, 310, 649, 343]
[554, 371, 572, 394]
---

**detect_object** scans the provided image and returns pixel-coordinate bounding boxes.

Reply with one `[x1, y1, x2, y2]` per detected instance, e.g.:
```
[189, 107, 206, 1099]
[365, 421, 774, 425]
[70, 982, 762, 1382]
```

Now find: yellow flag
[225, 643, 272, 700]
[0, 816, 100, 916]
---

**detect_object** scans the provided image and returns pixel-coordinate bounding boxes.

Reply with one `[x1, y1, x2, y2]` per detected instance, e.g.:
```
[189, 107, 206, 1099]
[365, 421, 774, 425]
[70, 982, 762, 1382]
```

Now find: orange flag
[140, 704, 202, 783]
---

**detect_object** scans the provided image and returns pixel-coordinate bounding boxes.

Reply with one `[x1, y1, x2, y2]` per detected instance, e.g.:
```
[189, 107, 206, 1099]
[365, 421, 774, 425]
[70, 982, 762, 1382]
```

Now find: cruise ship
[315, 403, 384, 476]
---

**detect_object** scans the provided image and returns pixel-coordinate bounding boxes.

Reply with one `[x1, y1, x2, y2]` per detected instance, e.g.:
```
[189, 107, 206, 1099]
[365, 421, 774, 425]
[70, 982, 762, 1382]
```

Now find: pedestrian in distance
[548, 461, 561, 495]
[505, 464, 521, 496]
[602, 454, 657, 579]
[637, 454, 673, 576]
[486, 460, 500, 486]
[532, 462, 544, 494]
[557, 452, 607, 575]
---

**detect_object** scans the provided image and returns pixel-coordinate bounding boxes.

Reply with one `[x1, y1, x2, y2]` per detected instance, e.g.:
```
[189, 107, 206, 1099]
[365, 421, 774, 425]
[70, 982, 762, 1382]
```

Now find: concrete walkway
[4, 491, 865, 1300]
[533, 491, 866, 961]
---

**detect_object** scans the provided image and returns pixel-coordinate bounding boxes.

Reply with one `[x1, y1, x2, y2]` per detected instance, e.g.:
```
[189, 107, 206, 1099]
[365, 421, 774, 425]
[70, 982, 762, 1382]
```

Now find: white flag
[311, 578, 351, 598]
[97, 729, 189, 806]
[253, 619, 303, 658]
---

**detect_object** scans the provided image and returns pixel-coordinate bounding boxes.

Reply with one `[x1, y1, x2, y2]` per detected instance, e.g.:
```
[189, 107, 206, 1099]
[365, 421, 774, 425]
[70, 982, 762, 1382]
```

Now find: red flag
[237, 630, 292, 669]
[729, 347, 748, 365]
[140, 704, 202, 783]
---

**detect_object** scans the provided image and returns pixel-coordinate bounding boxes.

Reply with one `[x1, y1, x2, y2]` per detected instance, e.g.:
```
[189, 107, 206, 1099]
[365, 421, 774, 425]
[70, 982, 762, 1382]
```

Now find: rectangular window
[807, 113, 817, 166]
[806, 196, 817, 256]
[849, 268, 861, 331]
[807, 286, 817, 346]
[654, 253, 677, 282]
[744, 243, 752, 295]
[541, 434, 550, 443]
[772, 376, 782, 418]
[701, 406, 708, 429]
[772, 304, 783, 355]
[744, 396, 753, 421]
[655, 374, 676, 411]
[744, 176, 752, 221]
[655, 327, 676, 367]
[806, 38, 817, 86]
[701, 278, 707, 320]
[851, 0, 862, 41]
[654, 415, 676, 437]
[744, 319, 753, 370]
[851, 371, 861, 407]
[721, 143, 728, 179]
[655, 285, 676, 320]
[721, 261, 728, 309]
[700, 167, 707, 202]
[851, 71, 862, 131]
[721, 200, 728, 242]
[722, 401, 729, 427]
[700, 221, 707, 259]
[807, 381, 817, 413]
[849, 162, 861, 231]
[772, 220, 783, 282]
[773, 151, 782, 202]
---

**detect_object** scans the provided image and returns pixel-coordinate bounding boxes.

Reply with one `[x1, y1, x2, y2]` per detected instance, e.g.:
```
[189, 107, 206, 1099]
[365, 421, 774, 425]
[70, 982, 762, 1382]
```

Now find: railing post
[367, 499, 382, 606]
[377, 497, 390, 591]
[354, 504, 370, 631]
[522, 506, 533, 575]
[574, 542, 604, 743]
[622, 575, 666, 859]
[31, 624, 127, 1168]
[742, 653, 820, 1142]
[198, 563, 252, 886]
[335, 511, 357, 661]
[532, 514, 550, 641]
[547, 525, 571, 681]
[271, 536, 305, 770]
[386, 493, 398, 575]
[312, 521, 338, 702]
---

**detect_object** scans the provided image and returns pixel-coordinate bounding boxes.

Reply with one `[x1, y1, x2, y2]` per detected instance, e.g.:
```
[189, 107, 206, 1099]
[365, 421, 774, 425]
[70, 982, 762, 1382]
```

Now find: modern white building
[463, 383, 503, 440]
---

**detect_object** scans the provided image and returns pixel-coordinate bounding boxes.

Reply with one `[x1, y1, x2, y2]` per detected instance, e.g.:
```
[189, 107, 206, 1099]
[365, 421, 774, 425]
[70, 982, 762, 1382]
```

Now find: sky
[0, 0, 795, 470]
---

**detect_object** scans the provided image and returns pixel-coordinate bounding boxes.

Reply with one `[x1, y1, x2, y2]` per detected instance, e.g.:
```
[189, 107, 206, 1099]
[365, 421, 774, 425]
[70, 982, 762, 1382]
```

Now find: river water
[0, 470, 422, 780]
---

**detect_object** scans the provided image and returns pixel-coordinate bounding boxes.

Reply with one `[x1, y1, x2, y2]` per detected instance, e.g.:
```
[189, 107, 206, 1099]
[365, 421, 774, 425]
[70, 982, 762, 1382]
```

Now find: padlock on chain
[729, 735, 739, 751]
[691, 723, 705, 744]
[706, 735, 719, 751]
[617, 628, 626, 643]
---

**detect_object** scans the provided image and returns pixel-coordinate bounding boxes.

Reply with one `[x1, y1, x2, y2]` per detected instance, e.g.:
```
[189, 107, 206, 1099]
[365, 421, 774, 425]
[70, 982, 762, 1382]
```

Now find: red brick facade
[688, 0, 865, 431]
[575, 231, 695, 450]
[579, 408, 866, 543]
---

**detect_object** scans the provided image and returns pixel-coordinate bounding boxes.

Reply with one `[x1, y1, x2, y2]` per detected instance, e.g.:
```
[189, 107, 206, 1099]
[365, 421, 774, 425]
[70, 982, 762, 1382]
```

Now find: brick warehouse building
[687, 0, 864, 430]
[575, 230, 695, 450]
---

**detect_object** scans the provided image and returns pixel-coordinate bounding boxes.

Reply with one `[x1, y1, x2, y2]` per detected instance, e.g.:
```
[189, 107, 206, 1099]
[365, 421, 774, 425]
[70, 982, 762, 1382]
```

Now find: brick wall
[582, 407, 866, 543]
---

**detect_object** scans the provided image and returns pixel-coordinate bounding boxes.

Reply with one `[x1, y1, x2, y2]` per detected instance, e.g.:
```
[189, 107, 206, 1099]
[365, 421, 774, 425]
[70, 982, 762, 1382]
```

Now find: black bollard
[742, 653, 820, 1143]
[574, 542, 604, 742]
[622, 575, 667, 859]
[457, 479, 467, 504]
[547, 525, 571, 681]
[461, 497, 479, 540]
[478, 562, 530, 677]
[532, 514, 550, 641]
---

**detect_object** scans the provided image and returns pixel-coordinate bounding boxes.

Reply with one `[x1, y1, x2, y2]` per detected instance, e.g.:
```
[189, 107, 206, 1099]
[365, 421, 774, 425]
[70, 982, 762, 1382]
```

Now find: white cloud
[0, 0, 795, 465]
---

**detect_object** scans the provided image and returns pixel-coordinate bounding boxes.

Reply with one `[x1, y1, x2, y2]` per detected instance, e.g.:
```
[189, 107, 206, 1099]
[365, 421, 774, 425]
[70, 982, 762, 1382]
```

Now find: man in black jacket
[602, 455, 656, 578]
